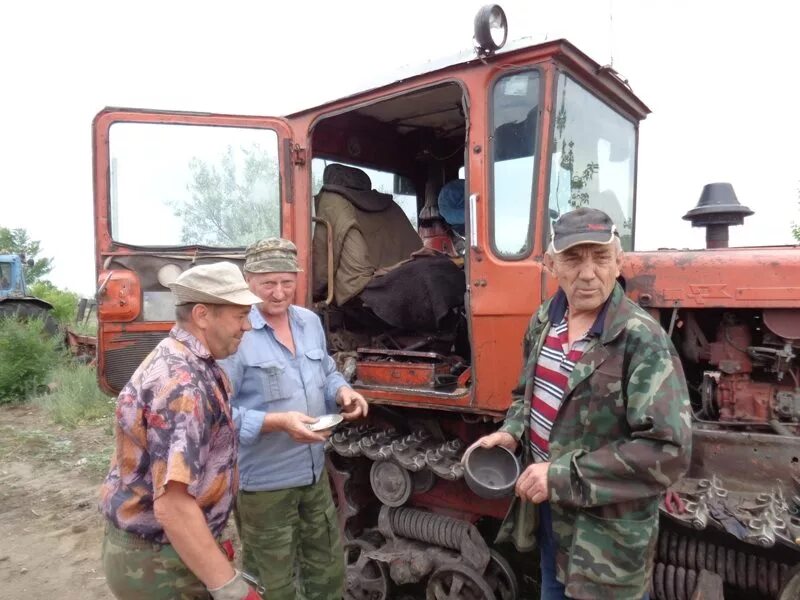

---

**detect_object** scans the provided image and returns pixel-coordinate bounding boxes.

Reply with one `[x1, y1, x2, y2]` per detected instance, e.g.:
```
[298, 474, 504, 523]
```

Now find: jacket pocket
[304, 348, 326, 388]
[567, 509, 657, 595]
[257, 361, 290, 401]
[495, 495, 538, 553]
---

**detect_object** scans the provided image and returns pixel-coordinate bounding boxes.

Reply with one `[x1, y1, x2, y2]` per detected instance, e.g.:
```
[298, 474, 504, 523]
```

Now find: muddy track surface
[0, 406, 114, 600]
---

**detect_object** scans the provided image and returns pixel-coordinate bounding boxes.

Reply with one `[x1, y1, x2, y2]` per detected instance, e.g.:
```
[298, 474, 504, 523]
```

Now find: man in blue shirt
[221, 238, 368, 600]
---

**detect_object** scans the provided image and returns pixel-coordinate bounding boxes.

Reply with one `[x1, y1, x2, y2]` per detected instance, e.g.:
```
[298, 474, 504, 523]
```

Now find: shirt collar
[170, 325, 212, 359]
[248, 304, 305, 331]
[547, 288, 612, 337]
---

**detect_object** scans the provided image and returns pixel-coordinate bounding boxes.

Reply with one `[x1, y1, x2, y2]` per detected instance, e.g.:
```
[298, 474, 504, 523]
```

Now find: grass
[68, 314, 98, 336]
[0, 423, 113, 480]
[0, 317, 115, 481]
[0, 427, 76, 461]
[0, 360, 116, 480]
[32, 362, 115, 428]
[0, 317, 62, 403]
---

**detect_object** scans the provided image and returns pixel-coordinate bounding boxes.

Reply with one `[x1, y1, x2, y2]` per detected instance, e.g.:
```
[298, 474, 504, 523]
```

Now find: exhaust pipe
[682, 183, 753, 249]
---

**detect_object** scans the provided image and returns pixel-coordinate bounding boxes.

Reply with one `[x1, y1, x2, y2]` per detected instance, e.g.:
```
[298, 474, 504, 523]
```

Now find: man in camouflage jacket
[472, 208, 692, 600]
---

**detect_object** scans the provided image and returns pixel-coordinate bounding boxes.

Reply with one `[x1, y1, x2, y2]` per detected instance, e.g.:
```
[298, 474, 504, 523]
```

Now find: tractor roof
[285, 38, 650, 122]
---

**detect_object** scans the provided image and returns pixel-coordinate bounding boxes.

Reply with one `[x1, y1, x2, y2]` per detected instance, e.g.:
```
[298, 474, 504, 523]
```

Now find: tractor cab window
[548, 73, 636, 249]
[0, 262, 11, 290]
[490, 70, 540, 258]
[108, 123, 281, 247]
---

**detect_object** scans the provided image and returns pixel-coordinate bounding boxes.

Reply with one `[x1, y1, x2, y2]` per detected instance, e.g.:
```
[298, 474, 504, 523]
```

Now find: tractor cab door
[466, 68, 548, 414]
[92, 108, 298, 394]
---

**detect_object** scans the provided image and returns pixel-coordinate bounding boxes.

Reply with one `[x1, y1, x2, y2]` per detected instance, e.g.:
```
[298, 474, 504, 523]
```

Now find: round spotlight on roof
[474, 4, 508, 56]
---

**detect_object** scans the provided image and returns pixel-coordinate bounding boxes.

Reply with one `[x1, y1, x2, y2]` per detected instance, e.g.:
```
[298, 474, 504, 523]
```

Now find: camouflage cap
[244, 237, 303, 274]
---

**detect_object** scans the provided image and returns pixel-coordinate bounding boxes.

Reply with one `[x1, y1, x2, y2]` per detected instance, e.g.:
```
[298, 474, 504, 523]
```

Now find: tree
[170, 143, 282, 247]
[793, 185, 800, 242]
[552, 88, 600, 211]
[0, 227, 53, 283]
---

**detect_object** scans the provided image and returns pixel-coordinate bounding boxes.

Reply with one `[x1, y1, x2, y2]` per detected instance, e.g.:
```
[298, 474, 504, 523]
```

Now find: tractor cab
[91, 7, 649, 406]
[0, 254, 28, 298]
[0, 253, 58, 335]
[294, 40, 646, 415]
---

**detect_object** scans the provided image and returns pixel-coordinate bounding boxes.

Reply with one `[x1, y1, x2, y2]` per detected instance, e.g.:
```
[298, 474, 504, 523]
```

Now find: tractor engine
[683, 310, 800, 432]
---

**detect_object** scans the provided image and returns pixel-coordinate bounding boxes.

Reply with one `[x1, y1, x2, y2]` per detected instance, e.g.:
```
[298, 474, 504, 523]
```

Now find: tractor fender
[0, 297, 54, 311]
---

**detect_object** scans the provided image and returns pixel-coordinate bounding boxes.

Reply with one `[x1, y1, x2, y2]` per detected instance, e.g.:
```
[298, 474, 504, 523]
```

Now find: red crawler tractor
[91, 6, 800, 598]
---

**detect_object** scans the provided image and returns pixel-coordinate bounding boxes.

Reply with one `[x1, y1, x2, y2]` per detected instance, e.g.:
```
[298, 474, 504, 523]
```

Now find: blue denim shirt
[219, 305, 347, 491]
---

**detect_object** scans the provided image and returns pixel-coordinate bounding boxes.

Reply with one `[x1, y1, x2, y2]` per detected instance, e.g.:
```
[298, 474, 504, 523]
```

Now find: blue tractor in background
[0, 253, 59, 336]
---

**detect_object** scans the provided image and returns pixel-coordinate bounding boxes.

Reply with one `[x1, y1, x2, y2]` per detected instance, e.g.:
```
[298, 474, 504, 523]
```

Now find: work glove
[208, 570, 262, 600]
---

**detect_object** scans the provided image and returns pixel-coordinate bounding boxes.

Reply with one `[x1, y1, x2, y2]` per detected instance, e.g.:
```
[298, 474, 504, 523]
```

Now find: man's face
[545, 243, 623, 313]
[247, 272, 297, 317]
[201, 304, 253, 359]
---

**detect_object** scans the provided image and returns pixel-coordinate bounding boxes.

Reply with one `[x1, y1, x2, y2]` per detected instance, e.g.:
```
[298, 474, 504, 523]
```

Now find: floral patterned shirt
[99, 326, 238, 542]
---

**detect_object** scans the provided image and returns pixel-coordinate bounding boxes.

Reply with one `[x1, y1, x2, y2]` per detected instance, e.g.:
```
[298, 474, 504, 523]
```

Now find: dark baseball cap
[551, 207, 619, 253]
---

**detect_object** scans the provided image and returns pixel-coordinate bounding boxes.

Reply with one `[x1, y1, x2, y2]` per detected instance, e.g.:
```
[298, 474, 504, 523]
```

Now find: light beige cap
[168, 261, 261, 307]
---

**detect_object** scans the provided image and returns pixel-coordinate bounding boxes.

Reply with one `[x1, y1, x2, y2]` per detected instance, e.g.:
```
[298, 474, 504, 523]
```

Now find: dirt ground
[0, 405, 114, 600]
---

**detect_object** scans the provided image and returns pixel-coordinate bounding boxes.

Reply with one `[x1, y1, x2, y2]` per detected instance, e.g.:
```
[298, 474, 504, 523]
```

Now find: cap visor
[169, 284, 261, 307]
[553, 232, 615, 253]
[221, 288, 262, 306]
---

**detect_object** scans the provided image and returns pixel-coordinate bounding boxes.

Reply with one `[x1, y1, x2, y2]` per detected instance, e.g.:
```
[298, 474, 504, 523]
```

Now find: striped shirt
[529, 314, 593, 462]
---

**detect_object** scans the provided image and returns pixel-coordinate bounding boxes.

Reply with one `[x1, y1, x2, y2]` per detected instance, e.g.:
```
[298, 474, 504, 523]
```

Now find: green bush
[33, 363, 113, 426]
[28, 281, 79, 324]
[0, 317, 62, 403]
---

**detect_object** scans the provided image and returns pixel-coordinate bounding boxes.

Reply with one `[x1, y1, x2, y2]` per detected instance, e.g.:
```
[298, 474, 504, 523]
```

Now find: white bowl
[307, 413, 344, 432]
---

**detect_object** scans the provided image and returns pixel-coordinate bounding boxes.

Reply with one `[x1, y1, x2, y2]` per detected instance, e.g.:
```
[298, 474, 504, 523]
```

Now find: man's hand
[515, 462, 550, 504]
[462, 431, 519, 464]
[208, 570, 260, 600]
[336, 386, 369, 421]
[265, 411, 329, 443]
[665, 490, 686, 514]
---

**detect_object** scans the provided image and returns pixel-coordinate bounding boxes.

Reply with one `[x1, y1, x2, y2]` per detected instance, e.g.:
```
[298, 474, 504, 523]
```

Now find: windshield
[108, 122, 281, 247]
[548, 74, 636, 250]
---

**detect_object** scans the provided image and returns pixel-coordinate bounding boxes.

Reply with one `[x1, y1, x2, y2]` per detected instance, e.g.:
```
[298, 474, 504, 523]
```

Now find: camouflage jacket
[498, 283, 692, 600]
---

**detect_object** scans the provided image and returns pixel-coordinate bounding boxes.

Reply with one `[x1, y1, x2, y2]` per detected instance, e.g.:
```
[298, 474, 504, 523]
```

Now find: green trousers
[236, 474, 344, 600]
[101, 522, 210, 599]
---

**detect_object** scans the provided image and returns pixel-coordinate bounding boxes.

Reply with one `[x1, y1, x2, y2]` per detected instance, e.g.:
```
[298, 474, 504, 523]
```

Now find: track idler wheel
[426, 563, 497, 600]
[344, 539, 391, 600]
[485, 550, 519, 600]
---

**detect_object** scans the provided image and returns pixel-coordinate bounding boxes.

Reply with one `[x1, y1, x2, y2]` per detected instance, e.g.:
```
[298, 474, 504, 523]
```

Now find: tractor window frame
[487, 67, 543, 261]
[106, 121, 283, 250]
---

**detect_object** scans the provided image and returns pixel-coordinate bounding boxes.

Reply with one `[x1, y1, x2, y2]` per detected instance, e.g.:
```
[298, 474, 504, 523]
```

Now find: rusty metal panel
[687, 428, 800, 492]
[410, 478, 511, 521]
[357, 361, 452, 388]
[97, 269, 141, 322]
[624, 248, 800, 309]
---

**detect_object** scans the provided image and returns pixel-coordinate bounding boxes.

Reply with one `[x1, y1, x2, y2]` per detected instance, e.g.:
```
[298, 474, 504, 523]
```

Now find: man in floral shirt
[99, 262, 263, 600]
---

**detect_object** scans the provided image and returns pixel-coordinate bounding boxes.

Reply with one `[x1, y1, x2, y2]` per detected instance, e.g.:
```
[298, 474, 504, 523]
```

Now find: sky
[1, 0, 798, 296]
